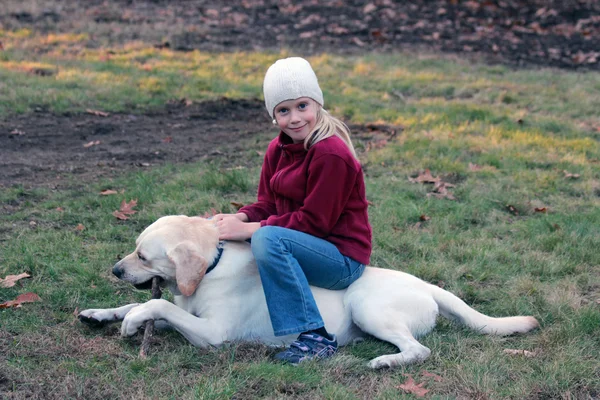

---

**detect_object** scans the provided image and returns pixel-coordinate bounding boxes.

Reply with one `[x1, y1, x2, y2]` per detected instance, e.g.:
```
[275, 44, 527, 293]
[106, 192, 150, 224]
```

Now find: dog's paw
[78, 309, 117, 326]
[121, 300, 165, 337]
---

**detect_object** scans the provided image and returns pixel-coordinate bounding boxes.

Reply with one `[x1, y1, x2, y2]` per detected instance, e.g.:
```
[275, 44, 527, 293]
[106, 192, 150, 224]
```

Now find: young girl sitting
[213, 57, 372, 364]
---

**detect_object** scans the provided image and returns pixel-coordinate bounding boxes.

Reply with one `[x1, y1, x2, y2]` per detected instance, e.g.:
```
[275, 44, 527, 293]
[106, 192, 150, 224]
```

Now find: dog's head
[112, 215, 219, 296]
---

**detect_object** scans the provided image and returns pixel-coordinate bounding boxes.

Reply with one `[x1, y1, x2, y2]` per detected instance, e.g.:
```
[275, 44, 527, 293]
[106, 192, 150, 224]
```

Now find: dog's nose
[112, 262, 123, 278]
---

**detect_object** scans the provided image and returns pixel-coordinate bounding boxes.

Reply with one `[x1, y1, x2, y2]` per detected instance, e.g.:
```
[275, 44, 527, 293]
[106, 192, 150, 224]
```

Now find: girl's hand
[212, 213, 249, 223]
[216, 216, 260, 241]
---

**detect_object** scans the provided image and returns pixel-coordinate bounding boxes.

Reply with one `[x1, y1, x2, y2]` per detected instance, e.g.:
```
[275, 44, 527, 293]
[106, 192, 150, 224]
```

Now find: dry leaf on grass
[397, 374, 429, 397]
[563, 170, 580, 179]
[0, 273, 31, 288]
[0, 292, 41, 308]
[506, 204, 519, 215]
[113, 199, 138, 220]
[503, 349, 537, 357]
[409, 169, 441, 184]
[100, 189, 118, 195]
[427, 182, 456, 200]
[83, 140, 101, 148]
[86, 109, 110, 117]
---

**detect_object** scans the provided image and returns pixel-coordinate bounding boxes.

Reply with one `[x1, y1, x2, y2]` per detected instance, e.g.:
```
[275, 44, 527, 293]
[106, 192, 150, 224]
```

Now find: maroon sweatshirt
[239, 132, 372, 265]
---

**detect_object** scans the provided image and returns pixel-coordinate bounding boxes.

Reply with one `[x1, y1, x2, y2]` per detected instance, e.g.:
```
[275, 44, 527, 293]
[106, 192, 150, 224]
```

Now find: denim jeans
[251, 226, 366, 336]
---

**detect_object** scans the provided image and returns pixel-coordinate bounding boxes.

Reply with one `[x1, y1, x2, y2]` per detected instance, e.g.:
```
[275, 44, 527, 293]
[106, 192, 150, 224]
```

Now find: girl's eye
[298, 103, 308, 109]
[277, 107, 289, 114]
[138, 253, 146, 262]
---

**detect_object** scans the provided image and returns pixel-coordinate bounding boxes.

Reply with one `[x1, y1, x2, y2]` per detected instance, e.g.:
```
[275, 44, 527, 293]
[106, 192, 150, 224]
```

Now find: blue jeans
[251, 226, 366, 336]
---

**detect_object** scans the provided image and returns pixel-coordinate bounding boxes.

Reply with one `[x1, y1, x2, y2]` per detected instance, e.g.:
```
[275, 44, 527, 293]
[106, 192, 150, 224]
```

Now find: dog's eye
[138, 252, 147, 262]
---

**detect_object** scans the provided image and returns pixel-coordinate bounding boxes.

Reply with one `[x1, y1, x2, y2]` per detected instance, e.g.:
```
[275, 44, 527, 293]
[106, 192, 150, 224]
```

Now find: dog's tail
[429, 284, 539, 335]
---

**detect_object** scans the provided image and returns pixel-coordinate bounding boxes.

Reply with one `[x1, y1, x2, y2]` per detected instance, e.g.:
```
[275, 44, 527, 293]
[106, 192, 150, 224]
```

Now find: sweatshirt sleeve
[262, 153, 358, 237]
[238, 151, 277, 222]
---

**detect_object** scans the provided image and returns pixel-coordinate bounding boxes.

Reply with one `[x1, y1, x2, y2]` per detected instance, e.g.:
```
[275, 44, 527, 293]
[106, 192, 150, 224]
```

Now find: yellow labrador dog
[79, 215, 539, 368]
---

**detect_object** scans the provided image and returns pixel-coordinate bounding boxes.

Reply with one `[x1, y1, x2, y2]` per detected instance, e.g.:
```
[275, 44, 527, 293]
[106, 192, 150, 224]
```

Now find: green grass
[2, 29, 600, 399]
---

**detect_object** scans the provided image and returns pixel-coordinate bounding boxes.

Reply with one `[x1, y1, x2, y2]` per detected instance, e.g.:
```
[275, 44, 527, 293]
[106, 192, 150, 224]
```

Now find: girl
[214, 57, 372, 364]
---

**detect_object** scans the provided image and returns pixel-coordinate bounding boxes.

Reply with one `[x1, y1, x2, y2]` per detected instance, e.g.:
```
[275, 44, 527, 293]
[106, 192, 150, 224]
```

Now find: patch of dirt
[0, 98, 272, 188]
[1, 0, 599, 70]
[0, 98, 401, 190]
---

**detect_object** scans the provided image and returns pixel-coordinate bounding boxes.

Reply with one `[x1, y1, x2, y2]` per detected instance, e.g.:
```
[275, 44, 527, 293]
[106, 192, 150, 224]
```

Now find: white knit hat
[263, 57, 324, 119]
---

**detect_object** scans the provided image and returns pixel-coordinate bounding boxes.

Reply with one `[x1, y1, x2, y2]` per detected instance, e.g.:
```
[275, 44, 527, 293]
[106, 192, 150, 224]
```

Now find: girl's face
[273, 97, 318, 143]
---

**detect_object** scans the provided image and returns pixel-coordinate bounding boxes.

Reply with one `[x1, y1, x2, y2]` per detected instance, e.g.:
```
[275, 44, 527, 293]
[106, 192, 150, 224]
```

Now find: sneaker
[275, 332, 338, 365]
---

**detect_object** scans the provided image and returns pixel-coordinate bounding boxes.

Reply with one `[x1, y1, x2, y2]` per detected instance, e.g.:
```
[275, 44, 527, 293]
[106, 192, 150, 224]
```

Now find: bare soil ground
[0, 98, 271, 188]
[1, 0, 599, 188]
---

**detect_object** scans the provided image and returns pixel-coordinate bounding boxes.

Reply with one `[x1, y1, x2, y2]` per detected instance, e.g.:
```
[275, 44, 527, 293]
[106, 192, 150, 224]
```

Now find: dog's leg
[348, 293, 436, 369]
[79, 304, 140, 326]
[363, 325, 431, 369]
[121, 299, 226, 347]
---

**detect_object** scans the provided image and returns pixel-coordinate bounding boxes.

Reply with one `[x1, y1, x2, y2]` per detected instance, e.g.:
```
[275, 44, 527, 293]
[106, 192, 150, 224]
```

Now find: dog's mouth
[133, 277, 163, 290]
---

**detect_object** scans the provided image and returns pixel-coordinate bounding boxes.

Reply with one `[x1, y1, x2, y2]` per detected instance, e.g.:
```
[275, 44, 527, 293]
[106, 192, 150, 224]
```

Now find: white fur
[79, 215, 539, 368]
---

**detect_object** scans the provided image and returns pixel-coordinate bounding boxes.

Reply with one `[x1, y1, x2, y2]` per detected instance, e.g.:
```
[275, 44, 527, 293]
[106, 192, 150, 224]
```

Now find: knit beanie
[263, 57, 324, 119]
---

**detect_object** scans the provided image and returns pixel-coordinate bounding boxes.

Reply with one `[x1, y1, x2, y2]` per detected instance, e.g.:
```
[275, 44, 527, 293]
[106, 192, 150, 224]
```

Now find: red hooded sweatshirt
[239, 132, 372, 265]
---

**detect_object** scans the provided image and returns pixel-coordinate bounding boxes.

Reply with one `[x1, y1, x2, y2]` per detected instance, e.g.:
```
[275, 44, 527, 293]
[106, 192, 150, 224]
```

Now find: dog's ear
[167, 241, 208, 297]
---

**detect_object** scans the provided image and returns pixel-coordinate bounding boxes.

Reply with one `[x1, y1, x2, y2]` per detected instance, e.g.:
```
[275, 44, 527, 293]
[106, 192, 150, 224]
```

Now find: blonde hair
[303, 107, 357, 159]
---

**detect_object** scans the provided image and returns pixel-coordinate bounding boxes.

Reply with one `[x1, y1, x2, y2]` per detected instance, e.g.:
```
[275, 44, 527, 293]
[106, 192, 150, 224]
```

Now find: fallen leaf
[56, 207, 64, 211]
[363, 3, 377, 14]
[300, 31, 317, 39]
[0, 273, 31, 288]
[506, 204, 519, 215]
[427, 182, 456, 200]
[468, 163, 483, 171]
[352, 37, 366, 47]
[86, 109, 110, 117]
[75, 224, 85, 231]
[113, 199, 138, 220]
[534, 207, 547, 213]
[397, 374, 429, 398]
[100, 189, 118, 196]
[83, 140, 101, 148]
[503, 349, 537, 358]
[409, 169, 441, 184]
[563, 170, 580, 179]
[0, 292, 41, 308]
[230, 201, 245, 210]
[419, 214, 431, 221]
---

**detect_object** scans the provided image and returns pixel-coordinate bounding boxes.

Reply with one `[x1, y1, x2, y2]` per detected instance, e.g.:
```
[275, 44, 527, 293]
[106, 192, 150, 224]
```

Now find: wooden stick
[139, 277, 162, 358]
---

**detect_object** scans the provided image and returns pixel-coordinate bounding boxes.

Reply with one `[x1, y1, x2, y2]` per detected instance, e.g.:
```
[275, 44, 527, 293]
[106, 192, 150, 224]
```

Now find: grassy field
[1, 29, 600, 399]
